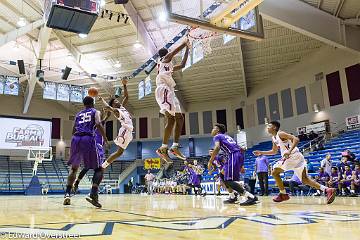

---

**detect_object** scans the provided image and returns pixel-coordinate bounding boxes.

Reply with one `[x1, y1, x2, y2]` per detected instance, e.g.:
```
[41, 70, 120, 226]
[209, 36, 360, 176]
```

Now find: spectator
[306, 159, 315, 173]
[283, 174, 302, 196]
[342, 150, 357, 163]
[254, 155, 270, 196]
[145, 170, 155, 195]
[314, 167, 330, 196]
[337, 156, 349, 173]
[341, 165, 356, 196]
[328, 167, 341, 195]
[314, 141, 325, 151]
[308, 130, 319, 140]
[352, 163, 360, 194]
[321, 153, 332, 176]
[128, 179, 133, 193]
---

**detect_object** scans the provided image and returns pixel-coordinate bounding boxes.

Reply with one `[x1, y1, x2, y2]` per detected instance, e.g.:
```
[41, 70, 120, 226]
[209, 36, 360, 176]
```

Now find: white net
[188, 27, 218, 56]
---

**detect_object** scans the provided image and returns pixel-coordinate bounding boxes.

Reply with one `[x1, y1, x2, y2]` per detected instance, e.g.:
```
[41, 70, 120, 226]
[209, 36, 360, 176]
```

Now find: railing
[118, 159, 143, 185]
[301, 135, 326, 154]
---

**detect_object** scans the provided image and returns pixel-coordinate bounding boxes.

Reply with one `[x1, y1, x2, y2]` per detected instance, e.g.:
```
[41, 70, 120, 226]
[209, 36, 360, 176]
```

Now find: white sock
[172, 142, 179, 147]
[320, 185, 327, 192]
[102, 161, 110, 169]
[229, 192, 236, 199]
[244, 191, 254, 199]
[280, 189, 286, 194]
[161, 144, 168, 148]
[351, 189, 355, 193]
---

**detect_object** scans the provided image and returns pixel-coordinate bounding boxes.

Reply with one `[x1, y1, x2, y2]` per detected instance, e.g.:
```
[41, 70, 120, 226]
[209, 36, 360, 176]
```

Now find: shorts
[68, 135, 102, 170]
[114, 127, 133, 149]
[273, 152, 306, 180]
[96, 143, 105, 162]
[155, 83, 181, 116]
[223, 151, 244, 181]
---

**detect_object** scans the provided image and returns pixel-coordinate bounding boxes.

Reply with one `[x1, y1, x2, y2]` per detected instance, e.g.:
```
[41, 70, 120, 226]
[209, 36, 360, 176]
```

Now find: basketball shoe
[273, 193, 290, 202]
[169, 146, 186, 160]
[156, 147, 173, 163]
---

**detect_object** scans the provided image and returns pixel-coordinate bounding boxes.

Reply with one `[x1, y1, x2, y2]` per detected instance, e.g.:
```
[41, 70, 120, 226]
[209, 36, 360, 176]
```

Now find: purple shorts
[189, 174, 200, 187]
[96, 143, 105, 162]
[224, 151, 244, 181]
[68, 135, 102, 170]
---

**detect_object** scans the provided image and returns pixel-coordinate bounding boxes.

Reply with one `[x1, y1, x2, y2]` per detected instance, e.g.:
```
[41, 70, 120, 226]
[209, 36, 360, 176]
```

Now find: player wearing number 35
[64, 96, 108, 208]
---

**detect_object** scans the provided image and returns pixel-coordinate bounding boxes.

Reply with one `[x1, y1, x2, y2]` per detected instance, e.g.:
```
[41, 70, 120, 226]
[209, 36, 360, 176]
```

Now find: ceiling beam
[334, 0, 345, 17]
[53, 31, 135, 112]
[23, 26, 52, 114]
[259, 0, 360, 53]
[0, 19, 43, 47]
[123, 0, 157, 55]
[317, 0, 323, 8]
[238, 39, 248, 97]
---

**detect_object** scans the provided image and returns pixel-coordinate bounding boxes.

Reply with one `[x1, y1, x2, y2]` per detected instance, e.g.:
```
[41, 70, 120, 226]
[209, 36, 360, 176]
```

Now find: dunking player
[253, 121, 336, 204]
[73, 108, 109, 193]
[209, 124, 257, 206]
[99, 78, 133, 169]
[155, 39, 190, 162]
[64, 96, 108, 208]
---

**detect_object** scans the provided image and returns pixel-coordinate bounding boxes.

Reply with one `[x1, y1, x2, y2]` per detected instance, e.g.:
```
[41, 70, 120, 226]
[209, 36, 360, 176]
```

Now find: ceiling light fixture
[134, 40, 142, 49]
[17, 17, 27, 27]
[78, 33, 88, 38]
[159, 12, 168, 22]
[114, 61, 121, 68]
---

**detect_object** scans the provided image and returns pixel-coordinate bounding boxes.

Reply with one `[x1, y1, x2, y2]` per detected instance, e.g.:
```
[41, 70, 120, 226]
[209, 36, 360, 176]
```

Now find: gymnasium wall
[130, 46, 360, 148]
[0, 95, 74, 144]
[244, 46, 360, 145]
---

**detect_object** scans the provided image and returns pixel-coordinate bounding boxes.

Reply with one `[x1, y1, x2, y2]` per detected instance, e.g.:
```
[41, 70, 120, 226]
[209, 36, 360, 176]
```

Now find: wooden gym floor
[0, 194, 360, 239]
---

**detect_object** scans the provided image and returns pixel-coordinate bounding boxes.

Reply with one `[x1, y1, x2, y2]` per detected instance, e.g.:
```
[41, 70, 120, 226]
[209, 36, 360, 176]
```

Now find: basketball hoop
[187, 27, 219, 56]
[35, 153, 45, 164]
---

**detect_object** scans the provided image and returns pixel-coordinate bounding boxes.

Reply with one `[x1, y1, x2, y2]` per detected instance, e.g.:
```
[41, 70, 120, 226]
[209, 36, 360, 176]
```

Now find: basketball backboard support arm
[164, 0, 264, 41]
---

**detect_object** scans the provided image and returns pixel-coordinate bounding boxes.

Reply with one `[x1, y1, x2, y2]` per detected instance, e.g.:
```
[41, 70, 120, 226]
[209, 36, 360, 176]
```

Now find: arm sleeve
[213, 135, 221, 144]
[95, 111, 101, 124]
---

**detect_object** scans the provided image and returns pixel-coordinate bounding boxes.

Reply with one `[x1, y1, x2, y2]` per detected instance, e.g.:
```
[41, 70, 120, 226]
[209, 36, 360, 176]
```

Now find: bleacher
[202, 129, 360, 193]
[0, 154, 135, 194]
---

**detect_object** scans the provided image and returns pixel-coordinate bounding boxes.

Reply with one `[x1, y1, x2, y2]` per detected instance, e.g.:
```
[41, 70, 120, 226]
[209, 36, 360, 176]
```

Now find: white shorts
[155, 84, 181, 116]
[114, 127, 133, 149]
[273, 152, 306, 179]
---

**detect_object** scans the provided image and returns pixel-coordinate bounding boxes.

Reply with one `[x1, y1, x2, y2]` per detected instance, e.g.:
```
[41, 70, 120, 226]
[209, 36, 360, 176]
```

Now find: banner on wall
[346, 115, 360, 130]
[0, 117, 52, 149]
[144, 158, 161, 169]
[297, 122, 326, 135]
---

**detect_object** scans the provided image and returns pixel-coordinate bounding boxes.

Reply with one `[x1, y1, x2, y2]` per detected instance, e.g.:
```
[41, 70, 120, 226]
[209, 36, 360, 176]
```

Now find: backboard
[27, 147, 53, 162]
[164, 0, 264, 41]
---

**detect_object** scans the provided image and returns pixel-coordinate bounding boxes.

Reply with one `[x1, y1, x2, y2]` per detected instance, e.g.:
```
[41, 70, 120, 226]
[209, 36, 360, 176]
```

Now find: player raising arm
[99, 78, 133, 169]
[253, 121, 336, 204]
[155, 39, 191, 163]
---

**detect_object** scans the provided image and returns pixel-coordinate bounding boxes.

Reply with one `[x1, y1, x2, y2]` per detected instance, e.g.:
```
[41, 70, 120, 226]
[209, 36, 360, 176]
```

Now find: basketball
[88, 87, 98, 97]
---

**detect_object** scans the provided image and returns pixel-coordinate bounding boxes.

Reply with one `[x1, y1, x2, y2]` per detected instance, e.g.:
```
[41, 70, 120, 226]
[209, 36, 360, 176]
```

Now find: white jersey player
[99, 78, 133, 169]
[253, 121, 336, 204]
[155, 39, 190, 163]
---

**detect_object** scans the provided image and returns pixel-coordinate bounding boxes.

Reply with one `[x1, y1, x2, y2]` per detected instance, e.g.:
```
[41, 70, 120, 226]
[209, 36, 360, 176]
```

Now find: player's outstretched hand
[122, 78, 128, 86]
[253, 150, 261, 156]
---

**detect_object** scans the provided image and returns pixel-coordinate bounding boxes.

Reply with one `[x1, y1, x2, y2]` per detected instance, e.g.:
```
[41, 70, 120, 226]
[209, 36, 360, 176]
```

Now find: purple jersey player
[64, 96, 108, 208]
[329, 167, 340, 189]
[353, 164, 360, 187]
[184, 161, 205, 196]
[208, 123, 257, 206]
[341, 165, 353, 188]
